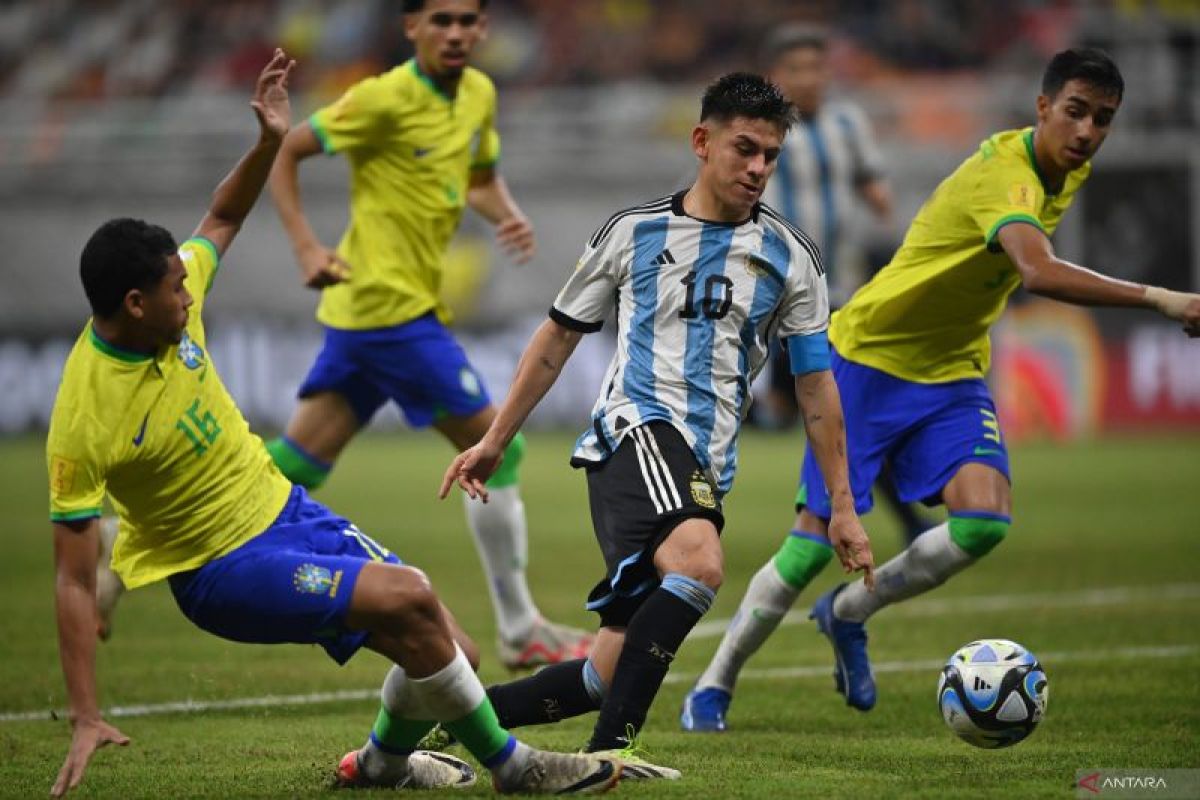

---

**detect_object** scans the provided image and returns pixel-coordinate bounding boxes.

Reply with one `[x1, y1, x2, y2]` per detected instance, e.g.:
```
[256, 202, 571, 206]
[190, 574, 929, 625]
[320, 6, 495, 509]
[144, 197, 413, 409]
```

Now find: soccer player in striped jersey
[441, 72, 875, 779]
[45, 51, 619, 797]
[681, 48, 1200, 732]
[266, 0, 592, 669]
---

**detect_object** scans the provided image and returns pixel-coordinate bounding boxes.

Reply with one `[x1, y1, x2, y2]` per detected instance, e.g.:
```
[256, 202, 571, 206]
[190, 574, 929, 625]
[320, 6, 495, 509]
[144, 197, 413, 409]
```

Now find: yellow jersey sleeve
[47, 394, 107, 523]
[470, 86, 500, 169]
[310, 74, 396, 154]
[968, 150, 1047, 251]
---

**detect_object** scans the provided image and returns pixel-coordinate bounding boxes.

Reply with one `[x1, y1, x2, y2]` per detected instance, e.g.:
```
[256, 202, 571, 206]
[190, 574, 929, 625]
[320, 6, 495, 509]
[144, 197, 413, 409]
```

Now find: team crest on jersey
[177, 332, 205, 370]
[293, 563, 343, 596]
[689, 470, 716, 509]
[744, 252, 772, 277]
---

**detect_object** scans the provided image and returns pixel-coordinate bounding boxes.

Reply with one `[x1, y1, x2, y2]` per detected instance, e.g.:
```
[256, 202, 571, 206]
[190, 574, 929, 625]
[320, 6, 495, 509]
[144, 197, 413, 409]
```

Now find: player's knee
[661, 572, 718, 615]
[948, 513, 1010, 558]
[485, 432, 525, 488]
[266, 436, 330, 489]
[377, 566, 442, 628]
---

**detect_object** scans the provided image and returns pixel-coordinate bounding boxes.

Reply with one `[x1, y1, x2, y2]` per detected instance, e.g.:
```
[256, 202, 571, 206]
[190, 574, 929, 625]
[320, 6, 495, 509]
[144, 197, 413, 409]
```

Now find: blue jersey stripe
[719, 226, 791, 491]
[805, 118, 838, 274]
[625, 217, 671, 422]
[684, 224, 735, 471]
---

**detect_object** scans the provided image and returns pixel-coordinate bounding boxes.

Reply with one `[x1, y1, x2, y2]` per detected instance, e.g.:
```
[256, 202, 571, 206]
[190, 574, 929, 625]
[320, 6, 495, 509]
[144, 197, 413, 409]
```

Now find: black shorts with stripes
[580, 421, 725, 627]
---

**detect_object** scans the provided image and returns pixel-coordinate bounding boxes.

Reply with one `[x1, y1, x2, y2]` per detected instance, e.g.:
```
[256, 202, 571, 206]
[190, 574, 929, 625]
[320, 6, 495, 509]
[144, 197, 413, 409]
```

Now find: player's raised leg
[682, 509, 832, 731]
[436, 406, 593, 669]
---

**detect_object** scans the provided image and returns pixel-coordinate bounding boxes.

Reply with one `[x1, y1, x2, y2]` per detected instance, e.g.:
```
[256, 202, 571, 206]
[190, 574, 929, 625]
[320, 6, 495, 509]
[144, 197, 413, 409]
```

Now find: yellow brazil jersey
[830, 127, 1090, 383]
[309, 59, 501, 330]
[47, 238, 293, 589]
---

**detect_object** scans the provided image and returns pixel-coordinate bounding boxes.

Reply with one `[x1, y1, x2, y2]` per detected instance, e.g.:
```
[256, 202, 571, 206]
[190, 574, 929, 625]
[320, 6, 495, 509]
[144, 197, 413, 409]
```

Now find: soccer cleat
[810, 584, 876, 711]
[497, 617, 595, 670]
[494, 750, 621, 795]
[96, 516, 125, 641]
[335, 749, 477, 789]
[679, 685, 731, 732]
[588, 726, 681, 781]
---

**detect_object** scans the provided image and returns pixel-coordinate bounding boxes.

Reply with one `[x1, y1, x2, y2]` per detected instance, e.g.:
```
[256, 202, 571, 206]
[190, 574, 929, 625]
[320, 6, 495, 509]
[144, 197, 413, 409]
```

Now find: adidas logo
[973, 676, 992, 692]
[652, 249, 677, 266]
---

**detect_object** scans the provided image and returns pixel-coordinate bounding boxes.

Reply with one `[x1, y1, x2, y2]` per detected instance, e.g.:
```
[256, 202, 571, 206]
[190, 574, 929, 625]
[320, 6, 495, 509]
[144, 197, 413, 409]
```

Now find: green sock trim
[485, 432, 525, 489]
[443, 699, 511, 763]
[948, 514, 1010, 558]
[772, 533, 834, 590]
[794, 482, 807, 507]
[372, 706, 435, 751]
[266, 437, 330, 489]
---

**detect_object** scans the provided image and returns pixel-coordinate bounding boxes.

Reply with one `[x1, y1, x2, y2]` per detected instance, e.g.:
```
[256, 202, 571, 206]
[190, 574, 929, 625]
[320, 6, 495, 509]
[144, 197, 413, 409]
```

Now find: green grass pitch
[1, 431, 1197, 798]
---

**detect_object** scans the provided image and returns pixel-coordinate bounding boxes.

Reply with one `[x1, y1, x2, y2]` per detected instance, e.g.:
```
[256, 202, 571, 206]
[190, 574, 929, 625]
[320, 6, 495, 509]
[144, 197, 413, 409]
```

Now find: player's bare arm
[440, 319, 581, 501]
[51, 518, 130, 797]
[194, 49, 295, 259]
[269, 125, 351, 289]
[794, 369, 876, 588]
[467, 167, 536, 264]
[998, 222, 1200, 336]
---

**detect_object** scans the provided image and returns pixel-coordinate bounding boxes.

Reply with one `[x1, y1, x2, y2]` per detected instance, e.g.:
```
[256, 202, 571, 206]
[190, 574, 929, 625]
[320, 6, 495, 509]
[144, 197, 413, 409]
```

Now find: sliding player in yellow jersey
[266, 0, 592, 670]
[46, 50, 619, 797]
[682, 47, 1200, 731]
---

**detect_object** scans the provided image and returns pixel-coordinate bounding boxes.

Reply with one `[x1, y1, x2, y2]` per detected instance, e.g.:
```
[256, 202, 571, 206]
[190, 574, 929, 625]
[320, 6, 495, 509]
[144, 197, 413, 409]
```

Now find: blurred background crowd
[0, 0, 1197, 435]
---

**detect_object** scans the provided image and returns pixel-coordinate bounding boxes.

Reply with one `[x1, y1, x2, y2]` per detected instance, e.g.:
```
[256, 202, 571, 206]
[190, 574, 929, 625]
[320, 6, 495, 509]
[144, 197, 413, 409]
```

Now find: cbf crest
[293, 562, 343, 597]
[177, 332, 206, 370]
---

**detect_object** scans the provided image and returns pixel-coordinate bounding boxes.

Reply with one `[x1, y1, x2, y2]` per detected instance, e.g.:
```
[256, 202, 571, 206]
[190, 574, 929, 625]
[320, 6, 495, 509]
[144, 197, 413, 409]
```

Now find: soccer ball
[937, 639, 1048, 749]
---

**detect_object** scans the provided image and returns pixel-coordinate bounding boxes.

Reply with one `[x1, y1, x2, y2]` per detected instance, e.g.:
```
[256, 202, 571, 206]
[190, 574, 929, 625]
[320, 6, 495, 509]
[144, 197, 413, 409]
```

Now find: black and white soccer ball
[937, 639, 1048, 749]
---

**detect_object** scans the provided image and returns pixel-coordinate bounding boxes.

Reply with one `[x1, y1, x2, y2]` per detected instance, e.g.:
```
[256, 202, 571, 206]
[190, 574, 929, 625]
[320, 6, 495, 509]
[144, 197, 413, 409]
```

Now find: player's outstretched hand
[1146, 287, 1200, 338]
[297, 242, 351, 289]
[250, 48, 295, 142]
[439, 441, 505, 503]
[827, 512, 876, 591]
[51, 717, 129, 797]
[1181, 295, 1200, 338]
[496, 215, 536, 264]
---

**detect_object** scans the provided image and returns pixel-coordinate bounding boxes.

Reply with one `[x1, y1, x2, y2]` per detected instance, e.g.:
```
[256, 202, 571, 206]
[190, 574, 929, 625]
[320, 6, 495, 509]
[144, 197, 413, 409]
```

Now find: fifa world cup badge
[689, 470, 716, 509]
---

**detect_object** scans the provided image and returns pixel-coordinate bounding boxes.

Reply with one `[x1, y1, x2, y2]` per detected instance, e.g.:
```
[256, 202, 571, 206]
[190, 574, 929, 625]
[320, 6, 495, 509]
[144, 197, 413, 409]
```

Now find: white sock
[462, 486, 539, 642]
[407, 644, 487, 722]
[696, 561, 799, 692]
[833, 522, 973, 623]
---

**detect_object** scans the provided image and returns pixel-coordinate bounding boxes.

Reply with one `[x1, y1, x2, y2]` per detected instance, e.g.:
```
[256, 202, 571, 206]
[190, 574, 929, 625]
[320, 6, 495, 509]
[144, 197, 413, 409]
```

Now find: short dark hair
[403, 0, 488, 12]
[762, 23, 828, 68]
[80, 218, 177, 318]
[700, 72, 796, 133]
[1042, 47, 1124, 101]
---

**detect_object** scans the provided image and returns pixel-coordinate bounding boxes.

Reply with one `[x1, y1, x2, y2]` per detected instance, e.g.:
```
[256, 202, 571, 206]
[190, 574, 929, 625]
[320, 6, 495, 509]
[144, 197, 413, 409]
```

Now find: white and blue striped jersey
[551, 191, 829, 496]
[760, 100, 883, 302]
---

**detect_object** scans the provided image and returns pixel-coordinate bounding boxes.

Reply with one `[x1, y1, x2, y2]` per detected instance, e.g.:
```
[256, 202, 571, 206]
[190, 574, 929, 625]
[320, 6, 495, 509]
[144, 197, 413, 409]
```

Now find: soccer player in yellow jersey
[682, 47, 1200, 731]
[266, 0, 592, 670]
[45, 50, 620, 797]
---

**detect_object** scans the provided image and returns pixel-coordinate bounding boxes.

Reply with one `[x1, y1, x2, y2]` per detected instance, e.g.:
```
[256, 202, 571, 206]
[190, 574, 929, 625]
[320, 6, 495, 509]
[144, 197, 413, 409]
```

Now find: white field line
[689, 581, 1200, 638]
[3, 584, 1198, 724]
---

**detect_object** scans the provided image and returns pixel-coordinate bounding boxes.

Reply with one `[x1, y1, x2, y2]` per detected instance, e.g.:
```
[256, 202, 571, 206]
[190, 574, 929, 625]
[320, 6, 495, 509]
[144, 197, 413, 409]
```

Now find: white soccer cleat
[590, 749, 682, 781]
[96, 516, 125, 641]
[493, 750, 621, 795]
[336, 749, 476, 789]
[497, 617, 595, 670]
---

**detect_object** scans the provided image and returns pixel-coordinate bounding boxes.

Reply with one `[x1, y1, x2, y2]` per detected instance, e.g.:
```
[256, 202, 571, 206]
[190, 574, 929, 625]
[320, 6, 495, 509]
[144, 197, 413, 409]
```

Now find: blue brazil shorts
[297, 312, 491, 427]
[168, 486, 402, 665]
[798, 349, 1011, 519]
